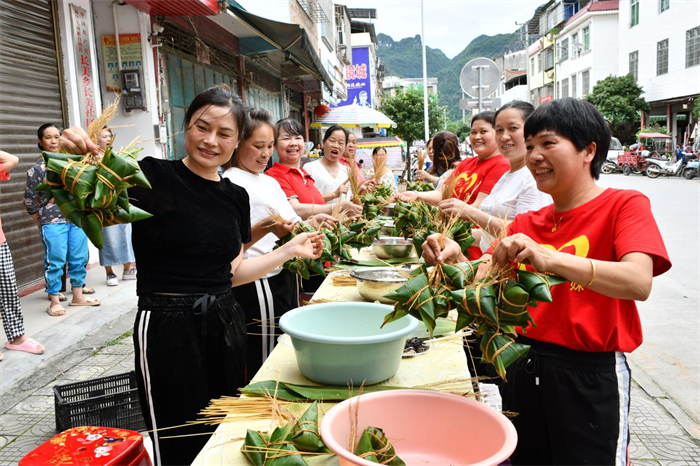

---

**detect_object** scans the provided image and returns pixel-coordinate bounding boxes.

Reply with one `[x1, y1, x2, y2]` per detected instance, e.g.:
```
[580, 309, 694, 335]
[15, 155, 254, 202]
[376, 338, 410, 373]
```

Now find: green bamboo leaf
[292, 401, 327, 453]
[516, 270, 567, 303]
[353, 427, 405, 466]
[242, 429, 269, 466]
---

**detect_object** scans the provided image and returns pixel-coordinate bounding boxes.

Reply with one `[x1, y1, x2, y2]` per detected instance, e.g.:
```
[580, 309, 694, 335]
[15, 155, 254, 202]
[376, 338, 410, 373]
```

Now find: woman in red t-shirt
[265, 118, 362, 219]
[422, 98, 671, 466]
[400, 112, 509, 207]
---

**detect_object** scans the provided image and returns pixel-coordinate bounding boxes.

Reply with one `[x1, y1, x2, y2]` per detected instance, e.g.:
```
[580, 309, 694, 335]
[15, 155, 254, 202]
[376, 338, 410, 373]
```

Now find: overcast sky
[339, 0, 545, 58]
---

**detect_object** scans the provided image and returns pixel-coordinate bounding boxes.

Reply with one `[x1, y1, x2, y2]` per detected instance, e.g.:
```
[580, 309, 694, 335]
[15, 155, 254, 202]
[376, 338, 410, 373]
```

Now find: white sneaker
[122, 268, 137, 281]
[106, 273, 118, 287]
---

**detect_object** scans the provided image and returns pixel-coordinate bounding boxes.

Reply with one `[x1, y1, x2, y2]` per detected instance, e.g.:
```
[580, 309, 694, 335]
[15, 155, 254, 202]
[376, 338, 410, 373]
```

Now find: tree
[446, 120, 470, 141]
[379, 87, 444, 148]
[585, 74, 650, 124]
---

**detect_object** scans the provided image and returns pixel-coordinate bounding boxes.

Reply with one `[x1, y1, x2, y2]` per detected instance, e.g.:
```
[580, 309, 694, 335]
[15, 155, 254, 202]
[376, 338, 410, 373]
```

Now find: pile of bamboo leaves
[383, 263, 567, 379]
[35, 144, 152, 249]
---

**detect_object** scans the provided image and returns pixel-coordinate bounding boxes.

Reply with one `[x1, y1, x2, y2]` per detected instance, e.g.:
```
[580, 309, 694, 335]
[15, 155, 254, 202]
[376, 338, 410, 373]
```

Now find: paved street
[598, 173, 700, 429]
[0, 175, 698, 464]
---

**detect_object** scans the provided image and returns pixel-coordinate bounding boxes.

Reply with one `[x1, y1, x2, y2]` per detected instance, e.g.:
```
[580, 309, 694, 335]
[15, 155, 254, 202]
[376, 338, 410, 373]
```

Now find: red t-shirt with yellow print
[450, 155, 510, 203]
[501, 188, 671, 353]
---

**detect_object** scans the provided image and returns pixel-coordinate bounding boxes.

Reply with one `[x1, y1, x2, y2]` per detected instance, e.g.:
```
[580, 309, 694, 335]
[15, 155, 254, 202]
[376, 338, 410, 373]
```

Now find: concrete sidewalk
[1, 267, 699, 464]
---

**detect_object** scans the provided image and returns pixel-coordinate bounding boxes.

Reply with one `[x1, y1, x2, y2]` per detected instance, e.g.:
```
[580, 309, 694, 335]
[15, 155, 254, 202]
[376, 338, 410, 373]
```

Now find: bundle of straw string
[346, 157, 363, 204]
[372, 153, 389, 184]
[417, 148, 426, 173]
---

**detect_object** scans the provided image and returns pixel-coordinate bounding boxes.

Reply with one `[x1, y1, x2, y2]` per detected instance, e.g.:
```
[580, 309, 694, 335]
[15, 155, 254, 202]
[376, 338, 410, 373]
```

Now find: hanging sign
[338, 47, 371, 108]
[70, 4, 96, 127]
[102, 34, 143, 92]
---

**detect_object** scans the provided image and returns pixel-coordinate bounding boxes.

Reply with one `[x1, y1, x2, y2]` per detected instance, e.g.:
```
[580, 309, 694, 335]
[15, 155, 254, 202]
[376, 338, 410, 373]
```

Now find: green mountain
[376, 33, 452, 78]
[376, 32, 520, 120]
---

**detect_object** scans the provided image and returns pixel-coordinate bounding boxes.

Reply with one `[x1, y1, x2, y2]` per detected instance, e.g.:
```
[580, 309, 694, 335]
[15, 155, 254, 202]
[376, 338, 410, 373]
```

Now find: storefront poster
[70, 4, 96, 127]
[102, 34, 143, 92]
[338, 47, 371, 108]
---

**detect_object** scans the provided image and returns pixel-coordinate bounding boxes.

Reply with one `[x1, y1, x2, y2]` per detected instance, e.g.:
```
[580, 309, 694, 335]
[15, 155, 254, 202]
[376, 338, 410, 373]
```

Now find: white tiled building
[554, 1, 620, 99]
[617, 0, 699, 145]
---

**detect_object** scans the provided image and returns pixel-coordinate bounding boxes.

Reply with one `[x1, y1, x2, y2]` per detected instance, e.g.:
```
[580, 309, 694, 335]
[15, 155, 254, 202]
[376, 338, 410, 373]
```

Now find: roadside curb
[629, 359, 700, 441]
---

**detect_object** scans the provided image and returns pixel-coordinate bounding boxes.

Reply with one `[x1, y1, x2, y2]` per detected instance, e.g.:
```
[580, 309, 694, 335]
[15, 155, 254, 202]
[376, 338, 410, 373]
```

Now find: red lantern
[314, 104, 331, 117]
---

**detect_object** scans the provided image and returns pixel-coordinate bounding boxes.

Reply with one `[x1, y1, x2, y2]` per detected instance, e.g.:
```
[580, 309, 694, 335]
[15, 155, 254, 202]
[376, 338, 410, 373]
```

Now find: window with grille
[582, 70, 590, 96]
[560, 38, 569, 62]
[631, 0, 640, 27]
[657, 39, 669, 75]
[538, 53, 543, 72]
[556, 80, 560, 98]
[583, 26, 590, 50]
[572, 32, 579, 57]
[629, 51, 639, 81]
[687, 26, 700, 67]
[571, 74, 577, 97]
[531, 57, 535, 76]
[561, 77, 569, 98]
[659, 0, 669, 13]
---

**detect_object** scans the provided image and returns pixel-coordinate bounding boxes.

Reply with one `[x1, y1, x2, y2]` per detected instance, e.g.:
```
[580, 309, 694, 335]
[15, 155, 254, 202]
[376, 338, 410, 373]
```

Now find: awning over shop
[124, 0, 219, 15]
[227, 2, 333, 89]
[356, 137, 403, 148]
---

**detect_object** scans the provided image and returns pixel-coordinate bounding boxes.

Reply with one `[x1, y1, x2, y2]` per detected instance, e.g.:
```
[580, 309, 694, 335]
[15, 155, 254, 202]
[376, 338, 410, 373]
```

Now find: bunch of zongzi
[275, 222, 330, 280]
[242, 401, 329, 465]
[344, 220, 382, 250]
[405, 180, 435, 192]
[36, 145, 152, 249]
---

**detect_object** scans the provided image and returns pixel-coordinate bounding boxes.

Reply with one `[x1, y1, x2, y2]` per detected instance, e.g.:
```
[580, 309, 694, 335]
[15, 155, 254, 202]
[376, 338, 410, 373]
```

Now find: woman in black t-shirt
[60, 85, 323, 466]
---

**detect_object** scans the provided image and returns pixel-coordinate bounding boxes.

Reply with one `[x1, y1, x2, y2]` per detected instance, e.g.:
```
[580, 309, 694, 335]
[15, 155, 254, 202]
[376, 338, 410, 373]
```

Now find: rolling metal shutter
[0, 0, 65, 289]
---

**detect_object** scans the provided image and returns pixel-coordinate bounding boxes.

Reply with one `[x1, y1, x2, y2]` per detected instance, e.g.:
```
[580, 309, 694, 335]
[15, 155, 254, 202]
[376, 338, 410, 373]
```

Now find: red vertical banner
[70, 4, 96, 128]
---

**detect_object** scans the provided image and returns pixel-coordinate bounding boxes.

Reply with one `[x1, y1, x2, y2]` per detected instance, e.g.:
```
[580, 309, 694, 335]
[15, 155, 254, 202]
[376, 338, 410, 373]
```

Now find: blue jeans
[41, 223, 89, 296]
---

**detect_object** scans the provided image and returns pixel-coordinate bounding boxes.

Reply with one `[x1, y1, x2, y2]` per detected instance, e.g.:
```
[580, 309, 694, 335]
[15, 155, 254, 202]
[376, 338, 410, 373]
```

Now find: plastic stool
[20, 426, 152, 466]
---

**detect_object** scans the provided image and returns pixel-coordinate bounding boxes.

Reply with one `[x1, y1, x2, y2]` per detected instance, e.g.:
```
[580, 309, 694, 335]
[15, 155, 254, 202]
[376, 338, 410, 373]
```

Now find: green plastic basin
[279, 302, 419, 386]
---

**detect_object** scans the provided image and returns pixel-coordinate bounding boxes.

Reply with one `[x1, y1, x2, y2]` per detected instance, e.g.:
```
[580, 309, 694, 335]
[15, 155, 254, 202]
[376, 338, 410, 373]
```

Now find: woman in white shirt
[304, 125, 373, 204]
[223, 108, 334, 378]
[440, 101, 552, 274]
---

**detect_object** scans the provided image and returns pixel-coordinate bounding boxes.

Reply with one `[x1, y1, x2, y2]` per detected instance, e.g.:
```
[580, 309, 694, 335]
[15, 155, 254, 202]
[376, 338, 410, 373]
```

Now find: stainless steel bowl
[350, 267, 409, 304]
[381, 203, 396, 217]
[380, 220, 396, 236]
[372, 237, 413, 259]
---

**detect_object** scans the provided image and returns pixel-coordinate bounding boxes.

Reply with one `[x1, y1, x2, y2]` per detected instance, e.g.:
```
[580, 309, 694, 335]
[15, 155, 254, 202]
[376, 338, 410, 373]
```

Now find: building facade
[617, 0, 699, 145]
[382, 76, 438, 98]
[554, 0, 619, 100]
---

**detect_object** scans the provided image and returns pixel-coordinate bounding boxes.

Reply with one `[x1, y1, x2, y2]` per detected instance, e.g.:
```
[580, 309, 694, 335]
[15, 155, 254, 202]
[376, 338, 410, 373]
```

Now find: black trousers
[501, 336, 631, 465]
[133, 290, 246, 466]
[232, 269, 298, 382]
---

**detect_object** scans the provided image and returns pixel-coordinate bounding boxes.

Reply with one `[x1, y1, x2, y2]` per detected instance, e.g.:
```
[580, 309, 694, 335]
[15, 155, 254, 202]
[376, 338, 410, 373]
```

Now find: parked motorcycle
[601, 160, 621, 174]
[645, 158, 684, 179]
[682, 160, 699, 180]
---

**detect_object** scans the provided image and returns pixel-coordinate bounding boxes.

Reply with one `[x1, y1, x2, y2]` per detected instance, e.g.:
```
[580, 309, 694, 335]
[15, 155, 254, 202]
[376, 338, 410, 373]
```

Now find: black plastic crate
[53, 371, 146, 432]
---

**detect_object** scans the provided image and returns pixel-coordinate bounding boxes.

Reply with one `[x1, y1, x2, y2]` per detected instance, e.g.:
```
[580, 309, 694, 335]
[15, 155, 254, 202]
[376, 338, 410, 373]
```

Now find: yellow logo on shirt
[453, 172, 479, 200]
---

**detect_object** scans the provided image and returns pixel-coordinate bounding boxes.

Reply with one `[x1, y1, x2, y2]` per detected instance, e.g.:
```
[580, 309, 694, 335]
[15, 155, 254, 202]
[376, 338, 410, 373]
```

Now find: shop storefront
[0, 0, 66, 289]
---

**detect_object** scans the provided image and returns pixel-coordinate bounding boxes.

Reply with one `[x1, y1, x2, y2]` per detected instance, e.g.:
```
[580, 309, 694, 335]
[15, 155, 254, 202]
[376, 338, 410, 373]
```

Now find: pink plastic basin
[320, 390, 517, 466]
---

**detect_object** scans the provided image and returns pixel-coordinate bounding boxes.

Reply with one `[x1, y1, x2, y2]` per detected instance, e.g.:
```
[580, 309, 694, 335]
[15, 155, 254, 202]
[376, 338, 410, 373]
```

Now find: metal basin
[372, 236, 413, 259]
[350, 267, 409, 304]
[381, 203, 396, 217]
[380, 220, 396, 236]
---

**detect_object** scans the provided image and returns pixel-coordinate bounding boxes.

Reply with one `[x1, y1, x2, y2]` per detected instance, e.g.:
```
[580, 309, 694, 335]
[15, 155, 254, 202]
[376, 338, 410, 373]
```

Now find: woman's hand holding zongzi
[60, 126, 100, 156]
[421, 233, 466, 265]
[284, 231, 324, 260]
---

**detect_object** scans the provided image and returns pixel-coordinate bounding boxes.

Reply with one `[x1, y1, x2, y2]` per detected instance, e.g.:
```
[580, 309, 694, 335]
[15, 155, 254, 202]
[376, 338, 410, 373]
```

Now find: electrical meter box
[120, 69, 147, 111]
